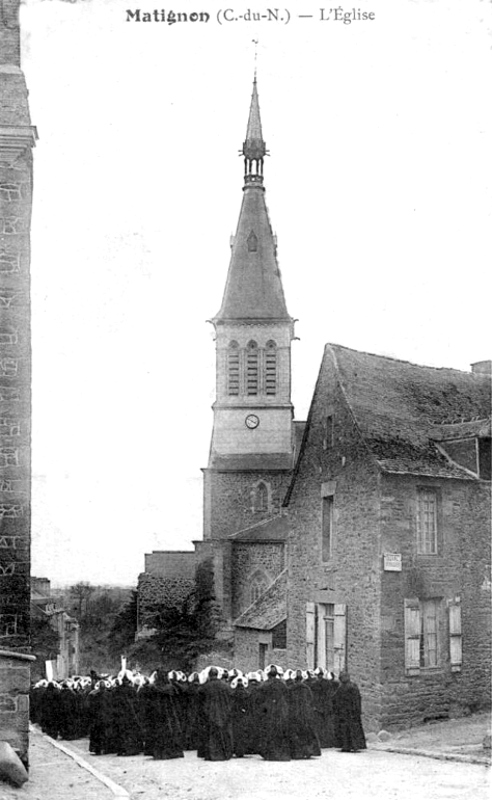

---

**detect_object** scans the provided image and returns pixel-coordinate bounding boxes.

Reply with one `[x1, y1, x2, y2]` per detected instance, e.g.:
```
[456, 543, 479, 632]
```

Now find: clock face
[245, 414, 260, 429]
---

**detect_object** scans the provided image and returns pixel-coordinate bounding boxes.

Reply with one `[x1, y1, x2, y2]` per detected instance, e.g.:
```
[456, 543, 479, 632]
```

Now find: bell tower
[200, 80, 295, 623]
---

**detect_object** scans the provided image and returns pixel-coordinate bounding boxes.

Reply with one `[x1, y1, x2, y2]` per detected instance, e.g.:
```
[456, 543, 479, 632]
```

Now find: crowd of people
[30, 664, 366, 761]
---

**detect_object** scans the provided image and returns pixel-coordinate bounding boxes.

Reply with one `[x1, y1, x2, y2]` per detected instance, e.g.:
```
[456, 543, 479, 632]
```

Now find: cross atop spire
[242, 78, 267, 185]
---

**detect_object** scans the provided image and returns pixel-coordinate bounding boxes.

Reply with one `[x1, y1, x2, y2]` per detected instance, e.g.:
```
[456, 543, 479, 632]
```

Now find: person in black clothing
[197, 667, 233, 761]
[254, 665, 291, 761]
[112, 673, 143, 756]
[310, 668, 339, 748]
[40, 682, 60, 740]
[333, 671, 366, 753]
[288, 670, 321, 759]
[183, 672, 203, 751]
[88, 680, 112, 755]
[58, 682, 79, 740]
[230, 676, 252, 758]
[146, 669, 184, 760]
[137, 676, 156, 756]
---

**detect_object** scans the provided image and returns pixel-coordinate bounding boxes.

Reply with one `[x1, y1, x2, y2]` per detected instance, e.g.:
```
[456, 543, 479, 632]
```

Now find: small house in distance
[31, 577, 80, 680]
[269, 347, 490, 730]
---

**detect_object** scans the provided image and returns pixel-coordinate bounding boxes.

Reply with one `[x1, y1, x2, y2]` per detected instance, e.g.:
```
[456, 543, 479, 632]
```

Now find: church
[138, 80, 491, 730]
[138, 79, 302, 644]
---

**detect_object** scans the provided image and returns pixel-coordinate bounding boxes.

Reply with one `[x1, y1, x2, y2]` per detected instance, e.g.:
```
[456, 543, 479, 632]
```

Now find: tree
[68, 582, 95, 620]
[108, 590, 138, 659]
[138, 558, 227, 672]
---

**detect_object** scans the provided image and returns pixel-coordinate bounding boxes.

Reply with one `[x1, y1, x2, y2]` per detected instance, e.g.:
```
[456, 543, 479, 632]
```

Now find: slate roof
[243, 79, 266, 159]
[234, 568, 287, 630]
[214, 82, 291, 323]
[213, 186, 291, 322]
[327, 344, 491, 480]
[229, 515, 288, 542]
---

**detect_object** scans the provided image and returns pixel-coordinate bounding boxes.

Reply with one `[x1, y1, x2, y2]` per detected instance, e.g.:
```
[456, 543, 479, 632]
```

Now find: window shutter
[306, 602, 315, 669]
[404, 598, 421, 675]
[333, 603, 347, 674]
[448, 597, 462, 672]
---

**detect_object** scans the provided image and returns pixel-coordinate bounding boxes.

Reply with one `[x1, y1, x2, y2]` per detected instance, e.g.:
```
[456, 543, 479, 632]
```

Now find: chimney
[471, 360, 492, 376]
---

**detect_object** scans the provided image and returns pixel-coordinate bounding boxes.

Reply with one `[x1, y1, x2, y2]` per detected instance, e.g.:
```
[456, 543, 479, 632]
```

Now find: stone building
[137, 551, 196, 638]
[280, 346, 490, 729]
[139, 79, 491, 729]
[31, 578, 80, 681]
[138, 80, 304, 633]
[0, 0, 36, 766]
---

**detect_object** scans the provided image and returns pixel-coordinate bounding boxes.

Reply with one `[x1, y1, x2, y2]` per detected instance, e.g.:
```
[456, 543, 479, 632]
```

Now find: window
[259, 642, 268, 669]
[272, 619, 287, 649]
[254, 481, 269, 512]
[417, 489, 438, 554]
[404, 597, 442, 674]
[448, 598, 462, 672]
[324, 415, 334, 449]
[227, 341, 240, 395]
[478, 438, 491, 481]
[250, 581, 267, 605]
[265, 341, 277, 395]
[306, 602, 346, 672]
[421, 599, 438, 667]
[322, 496, 333, 562]
[246, 341, 259, 395]
[247, 230, 258, 252]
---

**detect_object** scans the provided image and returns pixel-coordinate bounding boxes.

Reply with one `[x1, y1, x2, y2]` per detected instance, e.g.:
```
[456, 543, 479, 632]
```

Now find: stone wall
[231, 542, 284, 618]
[234, 627, 286, 674]
[379, 472, 491, 728]
[284, 348, 491, 731]
[203, 469, 290, 540]
[0, 650, 35, 767]
[137, 572, 196, 631]
[0, 0, 36, 767]
[144, 550, 195, 580]
[285, 354, 383, 730]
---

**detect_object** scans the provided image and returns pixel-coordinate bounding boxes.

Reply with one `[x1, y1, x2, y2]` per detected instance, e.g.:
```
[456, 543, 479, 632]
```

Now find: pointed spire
[242, 79, 267, 185]
[214, 80, 290, 323]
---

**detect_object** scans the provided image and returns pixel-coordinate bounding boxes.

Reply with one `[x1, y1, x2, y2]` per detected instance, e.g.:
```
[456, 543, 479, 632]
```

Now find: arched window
[255, 481, 269, 512]
[246, 341, 259, 395]
[227, 341, 240, 395]
[265, 340, 277, 395]
[250, 576, 269, 606]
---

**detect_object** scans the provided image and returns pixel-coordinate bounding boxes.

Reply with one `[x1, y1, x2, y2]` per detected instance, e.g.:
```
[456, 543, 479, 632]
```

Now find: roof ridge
[325, 343, 484, 376]
[228, 513, 288, 539]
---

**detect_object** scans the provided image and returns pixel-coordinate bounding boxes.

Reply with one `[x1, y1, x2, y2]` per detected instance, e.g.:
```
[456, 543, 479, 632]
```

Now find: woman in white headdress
[253, 665, 291, 761]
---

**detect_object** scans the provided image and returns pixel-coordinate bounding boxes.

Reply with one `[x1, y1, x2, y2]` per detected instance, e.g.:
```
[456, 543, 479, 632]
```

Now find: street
[63, 737, 490, 800]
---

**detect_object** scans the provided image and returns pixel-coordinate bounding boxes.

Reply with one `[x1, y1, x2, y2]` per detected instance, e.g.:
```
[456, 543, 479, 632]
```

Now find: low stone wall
[137, 572, 196, 629]
[0, 649, 35, 767]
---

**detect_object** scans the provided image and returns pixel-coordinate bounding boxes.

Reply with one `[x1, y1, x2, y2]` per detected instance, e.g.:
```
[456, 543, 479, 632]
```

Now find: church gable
[231, 542, 285, 619]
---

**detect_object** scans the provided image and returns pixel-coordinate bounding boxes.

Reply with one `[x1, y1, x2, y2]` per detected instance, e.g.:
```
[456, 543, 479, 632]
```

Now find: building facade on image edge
[0, 0, 37, 765]
[138, 80, 491, 731]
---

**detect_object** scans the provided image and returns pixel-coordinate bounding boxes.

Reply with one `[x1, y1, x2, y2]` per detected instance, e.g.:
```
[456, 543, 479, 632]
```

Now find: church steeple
[242, 78, 267, 186]
[202, 76, 296, 628]
[214, 79, 292, 324]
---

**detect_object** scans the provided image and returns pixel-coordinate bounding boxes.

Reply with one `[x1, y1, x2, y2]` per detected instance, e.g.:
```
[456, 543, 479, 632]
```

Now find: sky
[21, 0, 491, 585]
